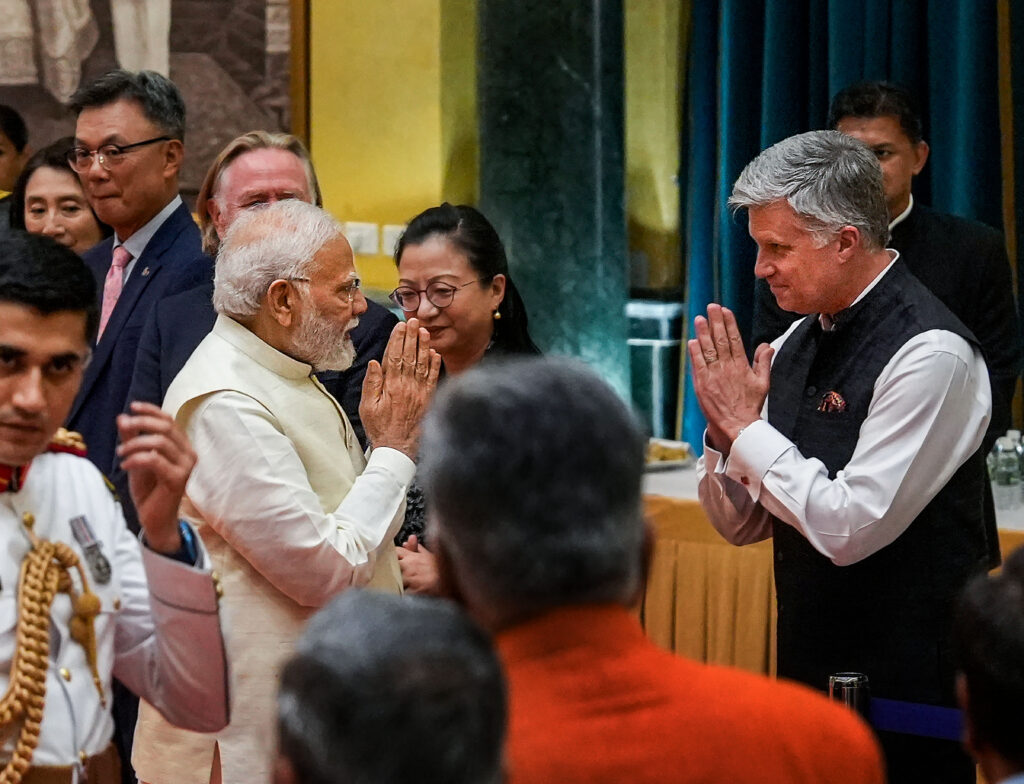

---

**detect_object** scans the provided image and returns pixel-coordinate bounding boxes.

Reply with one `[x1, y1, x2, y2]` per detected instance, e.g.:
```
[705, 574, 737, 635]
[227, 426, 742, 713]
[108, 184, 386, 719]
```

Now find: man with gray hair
[425, 357, 884, 784]
[133, 199, 440, 784]
[275, 590, 506, 784]
[693, 130, 991, 783]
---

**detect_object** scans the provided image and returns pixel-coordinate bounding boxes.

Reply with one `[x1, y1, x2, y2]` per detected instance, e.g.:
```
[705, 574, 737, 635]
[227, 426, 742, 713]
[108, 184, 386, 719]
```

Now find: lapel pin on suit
[818, 390, 847, 413]
[141, 266, 151, 277]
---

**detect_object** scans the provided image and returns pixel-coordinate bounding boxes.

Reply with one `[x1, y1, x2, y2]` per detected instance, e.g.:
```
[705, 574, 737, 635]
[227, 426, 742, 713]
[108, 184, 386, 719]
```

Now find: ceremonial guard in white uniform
[0, 231, 228, 784]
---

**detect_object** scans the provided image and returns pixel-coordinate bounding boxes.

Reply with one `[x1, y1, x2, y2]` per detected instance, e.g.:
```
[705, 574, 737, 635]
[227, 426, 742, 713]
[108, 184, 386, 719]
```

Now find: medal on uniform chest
[69, 515, 112, 585]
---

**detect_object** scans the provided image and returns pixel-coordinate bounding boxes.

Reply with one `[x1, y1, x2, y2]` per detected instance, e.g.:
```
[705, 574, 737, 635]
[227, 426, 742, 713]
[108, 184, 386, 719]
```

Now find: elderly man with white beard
[132, 199, 441, 784]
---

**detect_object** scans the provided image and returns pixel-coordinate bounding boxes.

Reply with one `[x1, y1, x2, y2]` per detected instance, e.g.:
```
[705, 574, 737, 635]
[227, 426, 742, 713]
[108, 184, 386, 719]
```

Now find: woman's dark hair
[9, 137, 113, 241]
[0, 105, 28, 152]
[395, 203, 539, 355]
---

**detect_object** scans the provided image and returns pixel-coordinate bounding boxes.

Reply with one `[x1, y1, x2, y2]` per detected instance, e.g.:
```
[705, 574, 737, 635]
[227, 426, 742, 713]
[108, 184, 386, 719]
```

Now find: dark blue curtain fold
[681, 0, 1005, 449]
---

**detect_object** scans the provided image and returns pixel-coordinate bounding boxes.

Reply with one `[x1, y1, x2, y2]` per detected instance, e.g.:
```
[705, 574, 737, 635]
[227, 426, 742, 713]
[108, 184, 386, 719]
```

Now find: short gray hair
[278, 590, 506, 784]
[729, 130, 889, 250]
[212, 200, 342, 318]
[421, 358, 647, 614]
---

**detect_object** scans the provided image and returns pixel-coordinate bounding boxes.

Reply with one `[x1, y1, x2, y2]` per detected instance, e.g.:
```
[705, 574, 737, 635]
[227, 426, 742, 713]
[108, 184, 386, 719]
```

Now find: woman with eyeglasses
[392, 203, 539, 592]
[389, 202, 539, 369]
[9, 137, 111, 255]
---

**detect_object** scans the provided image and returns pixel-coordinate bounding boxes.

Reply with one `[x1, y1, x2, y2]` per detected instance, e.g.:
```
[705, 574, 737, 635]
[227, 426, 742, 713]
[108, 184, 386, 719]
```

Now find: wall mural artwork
[0, 0, 300, 201]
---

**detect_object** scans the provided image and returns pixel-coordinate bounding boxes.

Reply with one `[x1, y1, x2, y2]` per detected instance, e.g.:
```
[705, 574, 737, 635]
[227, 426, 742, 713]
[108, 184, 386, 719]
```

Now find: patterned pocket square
[817, 390, 847, 413]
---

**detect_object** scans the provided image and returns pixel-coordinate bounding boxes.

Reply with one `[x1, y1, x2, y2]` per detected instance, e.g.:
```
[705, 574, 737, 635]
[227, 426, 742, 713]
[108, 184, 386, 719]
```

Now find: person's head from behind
[197, 130, 322, 256]
[213, 199, 366, 372]
[729, 129, 889, 316]
[0, 233, 97, 466]
[68, 69, 186, 238]
[954, 546, 1024, 782]
[420, 357, 647, 630]
[0, 105, 30, 193]
[828, 80, 929, 219]
[391, 203, 537, 373]
[275, 590, 506, 784]
[10, 137, 112, 255]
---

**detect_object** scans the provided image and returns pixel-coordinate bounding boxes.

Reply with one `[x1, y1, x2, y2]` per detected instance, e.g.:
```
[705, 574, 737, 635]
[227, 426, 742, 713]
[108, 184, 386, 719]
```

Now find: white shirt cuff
[722, 420, 794, 501]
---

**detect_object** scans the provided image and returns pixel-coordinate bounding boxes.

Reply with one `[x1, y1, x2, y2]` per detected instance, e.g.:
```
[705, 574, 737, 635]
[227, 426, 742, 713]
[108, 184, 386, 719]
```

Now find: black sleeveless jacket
[767, 260, 995, 704]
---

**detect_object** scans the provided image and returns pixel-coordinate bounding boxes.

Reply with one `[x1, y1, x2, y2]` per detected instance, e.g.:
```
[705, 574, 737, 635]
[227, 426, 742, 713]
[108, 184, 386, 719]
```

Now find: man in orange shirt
[421, 357, 886, 784]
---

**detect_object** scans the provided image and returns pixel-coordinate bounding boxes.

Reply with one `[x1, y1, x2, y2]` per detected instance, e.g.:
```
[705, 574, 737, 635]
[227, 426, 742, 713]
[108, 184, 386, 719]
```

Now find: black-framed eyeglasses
[389, 278, 484, 311]
[66, 136, 172, 173]
[290, 276, 363, 304]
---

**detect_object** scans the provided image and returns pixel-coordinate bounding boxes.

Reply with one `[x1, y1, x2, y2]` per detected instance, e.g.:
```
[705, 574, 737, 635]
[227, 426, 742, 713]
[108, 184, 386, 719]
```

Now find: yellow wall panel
[625, 0, 686, 290]
[309, 0, 476, 293]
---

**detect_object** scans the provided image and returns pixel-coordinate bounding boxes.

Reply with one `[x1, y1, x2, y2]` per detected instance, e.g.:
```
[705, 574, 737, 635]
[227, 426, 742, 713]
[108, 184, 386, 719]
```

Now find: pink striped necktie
[98, 245, 131, 339]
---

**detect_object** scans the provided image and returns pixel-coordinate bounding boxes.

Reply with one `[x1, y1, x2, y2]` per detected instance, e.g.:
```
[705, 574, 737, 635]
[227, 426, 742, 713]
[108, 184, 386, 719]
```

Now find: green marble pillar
[477, 0, 630, 396]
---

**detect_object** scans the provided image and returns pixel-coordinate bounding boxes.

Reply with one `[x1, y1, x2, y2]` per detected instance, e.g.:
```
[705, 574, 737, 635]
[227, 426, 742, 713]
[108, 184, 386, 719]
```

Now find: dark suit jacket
[67, 200, 212, 479]
[752, 203, 1021, 448]
[126, 283, 398, 446]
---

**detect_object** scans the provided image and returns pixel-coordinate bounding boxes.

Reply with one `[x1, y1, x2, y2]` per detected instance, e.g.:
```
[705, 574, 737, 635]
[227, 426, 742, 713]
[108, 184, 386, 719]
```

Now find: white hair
[212, 199, 343, 318]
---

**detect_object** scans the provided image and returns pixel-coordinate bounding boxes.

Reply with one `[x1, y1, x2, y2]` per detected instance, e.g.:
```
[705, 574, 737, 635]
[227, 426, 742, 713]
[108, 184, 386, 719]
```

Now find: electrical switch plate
[345, 221, 380, 255]
[382, 224, 406, 257]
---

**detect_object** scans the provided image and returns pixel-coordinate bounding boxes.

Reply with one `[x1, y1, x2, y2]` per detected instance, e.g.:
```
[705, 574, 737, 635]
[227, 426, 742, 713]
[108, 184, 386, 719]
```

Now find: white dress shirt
[112, 194, 182, 282]
[697, 260, 991, 566]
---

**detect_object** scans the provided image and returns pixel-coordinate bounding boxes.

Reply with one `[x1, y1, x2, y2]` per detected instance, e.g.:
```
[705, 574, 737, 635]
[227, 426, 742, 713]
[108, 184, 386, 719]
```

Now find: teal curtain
[680, 0, 1004, 450]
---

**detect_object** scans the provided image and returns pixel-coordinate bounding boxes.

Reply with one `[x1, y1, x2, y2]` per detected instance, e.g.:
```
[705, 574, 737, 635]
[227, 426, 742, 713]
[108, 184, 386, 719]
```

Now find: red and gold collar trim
[0, 429, 86, 493]
[0, 463, 29, 493]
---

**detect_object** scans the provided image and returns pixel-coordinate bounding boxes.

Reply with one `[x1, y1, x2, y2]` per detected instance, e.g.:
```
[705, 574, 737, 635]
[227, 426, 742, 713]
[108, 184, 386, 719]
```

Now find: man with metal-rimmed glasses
[63, 68, 212, 784]
[65, 69, 210, 481]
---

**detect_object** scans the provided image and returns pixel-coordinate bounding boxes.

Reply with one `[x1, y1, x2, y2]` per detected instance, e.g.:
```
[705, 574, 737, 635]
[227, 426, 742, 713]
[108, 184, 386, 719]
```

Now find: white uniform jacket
[0, 451, 228, 767]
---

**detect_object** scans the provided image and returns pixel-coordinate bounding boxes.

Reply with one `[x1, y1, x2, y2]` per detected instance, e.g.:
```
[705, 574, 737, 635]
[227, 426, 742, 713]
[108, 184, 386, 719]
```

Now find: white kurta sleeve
[182, 392, 414, 607]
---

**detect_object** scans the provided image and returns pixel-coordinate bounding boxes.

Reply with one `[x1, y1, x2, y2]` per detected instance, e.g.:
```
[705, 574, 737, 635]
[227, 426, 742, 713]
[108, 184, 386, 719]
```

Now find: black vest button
[777, 551, 784, 562]
[805, 386, 817, 397]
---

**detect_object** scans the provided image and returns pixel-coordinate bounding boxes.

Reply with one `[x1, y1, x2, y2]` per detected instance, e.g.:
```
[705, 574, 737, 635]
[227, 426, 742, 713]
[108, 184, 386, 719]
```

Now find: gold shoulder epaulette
[48, 428, 87, 457]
